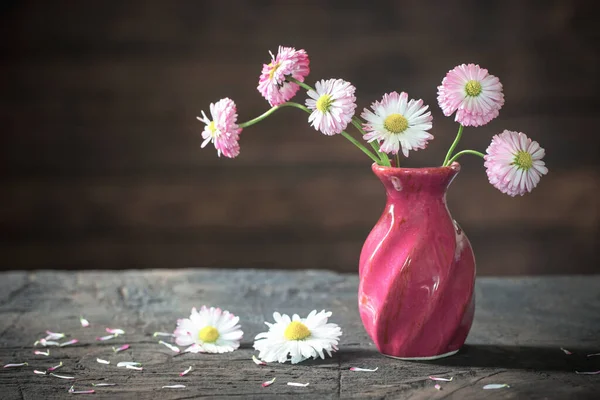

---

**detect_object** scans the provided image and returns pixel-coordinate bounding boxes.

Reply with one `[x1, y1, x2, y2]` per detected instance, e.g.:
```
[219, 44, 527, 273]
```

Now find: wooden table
[1, 270, 599, 399]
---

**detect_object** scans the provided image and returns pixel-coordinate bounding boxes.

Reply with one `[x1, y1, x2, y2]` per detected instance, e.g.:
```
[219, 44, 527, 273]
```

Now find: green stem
[446, 149, 485, 165]
[239, 102, 308, 128]
[395, 153, 401, 168]
[350, 117, 391, 167]
[340, 131, 381, 164]
[443, 124, 464, 166]
[286, 76, 313, 92]
[240, 101, 381, 164]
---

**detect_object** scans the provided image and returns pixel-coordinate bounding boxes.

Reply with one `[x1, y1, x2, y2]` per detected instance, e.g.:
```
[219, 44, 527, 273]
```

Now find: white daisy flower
[361, 91, 433, 157]
[306, 79, 357, 136]
[253, 310, 342, 364]
[174, 306, 243, 353]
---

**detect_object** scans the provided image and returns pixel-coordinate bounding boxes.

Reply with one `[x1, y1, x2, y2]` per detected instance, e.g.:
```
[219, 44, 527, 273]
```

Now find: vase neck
[372, 162, 460, 200]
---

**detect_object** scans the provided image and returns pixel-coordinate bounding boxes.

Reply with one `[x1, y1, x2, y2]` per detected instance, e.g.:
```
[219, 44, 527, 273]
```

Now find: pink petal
[153, 332, 175, 338]
[435, 384, 442, 390]
[252, 355, 267, 366]
[576, 370, 600, 375]
[60, 339, 79, 347]
[162, 385, 186, 389]
[483, 384, 510, 389]
[116, 361, 141, 368]
[287, 382, 310, 387]
[429, 376, 453, 381]
[179, 366, 192, 376]
[33, 370, 47, 375]
[587, 353, 600, 357]
[262, 377, 276, 388]
[560, 347, 572, 355]
[4, 362, 28, 368]
[91, 383, 117, 387]
[48, 361, 63, 371]
[80, 317, 90, 328]
[112, 344, 130, 353]
[50, 372, 75, 380]
[96, 334, 117, 341]
[45, 331, 66, 340]
[350, 367, 378, 372]
[158, 340, 180, 353]
[96, 358, 110, 365]
[105, 328, 125, 335]
[68, 386, 95, 394]
[34, 350, 50, 356]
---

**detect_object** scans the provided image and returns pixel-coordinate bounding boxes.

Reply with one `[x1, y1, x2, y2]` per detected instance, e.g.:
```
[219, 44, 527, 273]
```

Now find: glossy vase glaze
[358, 162, 476, 359]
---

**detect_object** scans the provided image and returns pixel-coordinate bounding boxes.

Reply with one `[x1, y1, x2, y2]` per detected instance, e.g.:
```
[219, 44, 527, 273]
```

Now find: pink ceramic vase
[358, 162, 476, 359]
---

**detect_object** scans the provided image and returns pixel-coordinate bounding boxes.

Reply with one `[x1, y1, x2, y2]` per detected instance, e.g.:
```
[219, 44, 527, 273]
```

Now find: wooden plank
[1, 169, 596, 233]
[0, 270, 599, 399]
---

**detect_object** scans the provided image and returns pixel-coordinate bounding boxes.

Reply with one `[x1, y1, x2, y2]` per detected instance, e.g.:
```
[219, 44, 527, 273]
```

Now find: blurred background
[1, 0, 597, 275]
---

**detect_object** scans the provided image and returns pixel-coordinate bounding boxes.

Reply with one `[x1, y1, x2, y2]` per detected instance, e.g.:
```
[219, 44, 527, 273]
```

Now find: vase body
[358, 162, 475, 359]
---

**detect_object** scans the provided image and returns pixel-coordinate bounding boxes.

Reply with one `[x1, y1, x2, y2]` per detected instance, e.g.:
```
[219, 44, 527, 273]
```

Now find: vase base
[382, 349, 459, 361]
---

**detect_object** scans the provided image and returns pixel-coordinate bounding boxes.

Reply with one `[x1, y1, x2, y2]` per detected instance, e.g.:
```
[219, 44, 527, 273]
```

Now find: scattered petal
[96, 358, 110, 365]
[91, 383, 117, 387]
[587, 353, 600, 357]
[68, 386, 95, 394]
[48, 361, 64, 371]
[287, 382, 310, 387]
[96, 334, 117, 341]
[80, 317, 90, 328]
[262, 377, 276, 388]
[125, 365, 143, 371]
[429, 376, 453, 382]
[34, 350, 50, 356]
[179, 366, 192, 376]
[162, 385, 186, 389]
[435, 384, 442, 390]
[45, 331, 66, 340]
[50, 372, 75, 380]
[483, 384, 510, 389]
[350, 367, 378, 372]
[116, 362, 141, 368]
[252, 355, 267, 366]
[576, 370, 600, 375]
[560, 347, 573, 355]
[60, 339, 79, 347]
[112, 344, 130, 353]
[3, 362, 29, 368]
[37, 339, 60, 347]
[34, 370, 47, 375]
[106, 328, 125, 335]
[153, 332, 175, 338]
[158, 340, 180, 353]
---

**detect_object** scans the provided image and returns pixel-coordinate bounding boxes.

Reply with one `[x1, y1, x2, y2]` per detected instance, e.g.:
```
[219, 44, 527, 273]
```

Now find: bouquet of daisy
[199, 46, 547, 196]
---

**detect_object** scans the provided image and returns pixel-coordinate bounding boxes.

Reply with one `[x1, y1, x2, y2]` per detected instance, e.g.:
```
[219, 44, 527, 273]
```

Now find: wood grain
[0, 269, 599, 399]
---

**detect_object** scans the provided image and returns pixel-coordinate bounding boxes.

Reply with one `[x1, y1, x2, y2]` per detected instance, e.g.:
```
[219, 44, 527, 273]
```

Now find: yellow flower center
[268, 62, 280, 80]
[465, 80, 482, 97]
[316, 94, 333, 113]
[198, 326, 219, 343]
[284, 321, 311, 341]
[383, 114, 409, 134]
[513, 150, 533, 170]
[208, 121, 217, 136]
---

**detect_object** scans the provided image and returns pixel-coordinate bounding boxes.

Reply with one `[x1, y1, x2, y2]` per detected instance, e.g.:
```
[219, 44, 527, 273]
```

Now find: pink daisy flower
[437, 63, 504, 127]
[361, 91, 433, 157]
[257, 46, 310, 106]
[197, 98, 242, 158]
[484, 130, 548, 196]
[306, 79, 357, 136]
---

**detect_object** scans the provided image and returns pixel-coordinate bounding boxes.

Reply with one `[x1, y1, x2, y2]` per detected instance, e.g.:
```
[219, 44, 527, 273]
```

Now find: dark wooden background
[0, 0, 598, 275]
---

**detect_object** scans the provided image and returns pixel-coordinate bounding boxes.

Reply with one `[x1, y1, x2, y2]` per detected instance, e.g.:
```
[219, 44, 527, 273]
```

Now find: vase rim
[372, 162, 461, 175]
